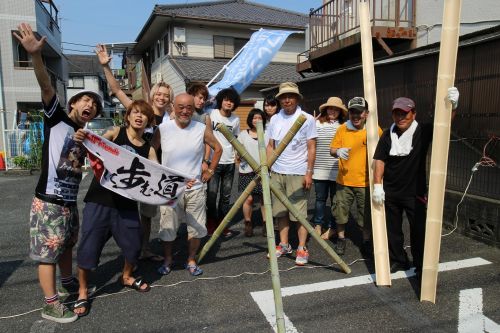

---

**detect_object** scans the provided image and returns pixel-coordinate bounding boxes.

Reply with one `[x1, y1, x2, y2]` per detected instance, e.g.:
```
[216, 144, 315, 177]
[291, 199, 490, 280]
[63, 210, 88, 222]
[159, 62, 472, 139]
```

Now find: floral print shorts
[29, 197, 79, 263]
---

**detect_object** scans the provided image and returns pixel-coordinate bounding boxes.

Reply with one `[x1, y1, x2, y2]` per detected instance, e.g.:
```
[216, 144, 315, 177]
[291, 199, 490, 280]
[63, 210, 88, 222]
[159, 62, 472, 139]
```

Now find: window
[213, 36, 234, 59]
[156, 41, 161, 59]
[234, 38, 249, 55]
[13, 38, 32, 68]
[213, 36, 249, 59]
[68, 76, 84, 88]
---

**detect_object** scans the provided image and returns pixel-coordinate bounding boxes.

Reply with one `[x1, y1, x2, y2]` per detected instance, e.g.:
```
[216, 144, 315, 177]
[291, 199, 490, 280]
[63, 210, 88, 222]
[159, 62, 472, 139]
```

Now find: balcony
[298, 0, 416, 74]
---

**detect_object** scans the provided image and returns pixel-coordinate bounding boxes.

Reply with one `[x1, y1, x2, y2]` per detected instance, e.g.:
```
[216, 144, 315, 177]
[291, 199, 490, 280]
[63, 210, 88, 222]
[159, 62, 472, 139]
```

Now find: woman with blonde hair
[96, 44, 172, 261]
[313, 97, 347, 240]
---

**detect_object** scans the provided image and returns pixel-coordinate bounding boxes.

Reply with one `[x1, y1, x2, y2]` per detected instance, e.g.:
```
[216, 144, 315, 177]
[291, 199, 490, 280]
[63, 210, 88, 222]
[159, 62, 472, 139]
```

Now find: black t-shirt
[84, 127, 151, 210]
[36, 95, 86, 203]
[142, 114, 165, 162]
[373, 122, 433, 199]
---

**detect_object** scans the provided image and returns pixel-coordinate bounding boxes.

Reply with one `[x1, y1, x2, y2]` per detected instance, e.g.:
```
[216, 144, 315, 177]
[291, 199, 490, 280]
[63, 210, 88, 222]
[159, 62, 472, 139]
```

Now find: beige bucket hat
[319, 97, 348, 117]
[275, 82, 303, 99]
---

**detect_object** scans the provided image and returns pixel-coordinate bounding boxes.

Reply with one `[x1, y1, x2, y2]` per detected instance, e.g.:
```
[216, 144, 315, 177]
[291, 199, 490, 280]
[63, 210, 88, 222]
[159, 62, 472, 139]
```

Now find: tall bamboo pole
[197, 115, 308, 263]
[206, 122, 351, 274]
[359, 0, 391, 286]
[257, 121, 285, 333]
[421, 0, 462, 303]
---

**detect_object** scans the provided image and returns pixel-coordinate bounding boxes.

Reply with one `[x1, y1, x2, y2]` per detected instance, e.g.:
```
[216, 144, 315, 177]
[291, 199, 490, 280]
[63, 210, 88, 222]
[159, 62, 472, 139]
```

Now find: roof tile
[154, 0, 308, 29]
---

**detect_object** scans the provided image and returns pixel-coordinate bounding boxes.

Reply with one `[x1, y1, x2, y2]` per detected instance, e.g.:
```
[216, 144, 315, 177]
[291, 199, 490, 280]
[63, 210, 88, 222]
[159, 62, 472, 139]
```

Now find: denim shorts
[29, 197, 79, 264]
[77, 202, 142, 270]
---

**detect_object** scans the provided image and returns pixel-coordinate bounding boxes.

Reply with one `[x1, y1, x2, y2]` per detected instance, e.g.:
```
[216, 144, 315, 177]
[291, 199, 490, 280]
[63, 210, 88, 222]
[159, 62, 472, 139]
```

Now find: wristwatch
[203, 159, 211, 164]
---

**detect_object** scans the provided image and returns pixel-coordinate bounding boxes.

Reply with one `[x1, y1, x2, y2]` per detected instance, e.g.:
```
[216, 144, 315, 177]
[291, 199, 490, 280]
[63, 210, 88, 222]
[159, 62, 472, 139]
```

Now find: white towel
[389, 120, 418, 156]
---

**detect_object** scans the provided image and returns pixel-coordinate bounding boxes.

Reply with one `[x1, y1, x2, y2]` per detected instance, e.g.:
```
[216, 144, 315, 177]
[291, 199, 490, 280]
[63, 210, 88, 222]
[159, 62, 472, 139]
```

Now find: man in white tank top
[152, 93, 222, 276]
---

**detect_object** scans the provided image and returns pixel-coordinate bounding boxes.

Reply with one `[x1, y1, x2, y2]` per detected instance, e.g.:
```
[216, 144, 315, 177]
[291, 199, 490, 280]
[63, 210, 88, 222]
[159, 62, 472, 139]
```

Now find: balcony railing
[308, 0, 415, 53]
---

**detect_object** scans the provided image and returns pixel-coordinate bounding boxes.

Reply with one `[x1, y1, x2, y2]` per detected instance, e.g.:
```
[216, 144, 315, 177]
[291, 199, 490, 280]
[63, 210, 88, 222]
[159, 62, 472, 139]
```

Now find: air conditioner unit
[173, 27, 186, 43]
[156, 72, 163, 83]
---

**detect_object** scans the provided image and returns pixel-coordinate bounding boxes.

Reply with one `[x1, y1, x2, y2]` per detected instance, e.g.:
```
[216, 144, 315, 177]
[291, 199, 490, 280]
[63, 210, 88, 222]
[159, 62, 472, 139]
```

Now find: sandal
[157, 264, 171, 276]
[121, 276, 151, 292]
[321, 228, 337, 240]
[185, 263, 203, 276]
[73, 299, 90, 317]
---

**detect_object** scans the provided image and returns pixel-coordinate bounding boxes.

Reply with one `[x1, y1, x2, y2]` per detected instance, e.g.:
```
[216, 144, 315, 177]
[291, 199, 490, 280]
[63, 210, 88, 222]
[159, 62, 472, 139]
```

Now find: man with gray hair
[152, 93, 222, 276]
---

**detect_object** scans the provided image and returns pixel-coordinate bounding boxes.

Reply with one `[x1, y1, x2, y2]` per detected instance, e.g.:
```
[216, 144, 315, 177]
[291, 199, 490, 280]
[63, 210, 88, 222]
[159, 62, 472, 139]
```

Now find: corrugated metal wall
[297, 34, 500, 201]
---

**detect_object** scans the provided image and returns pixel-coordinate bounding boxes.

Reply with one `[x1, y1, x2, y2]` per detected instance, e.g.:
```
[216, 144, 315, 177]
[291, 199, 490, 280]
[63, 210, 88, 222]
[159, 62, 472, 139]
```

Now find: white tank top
[159, 119, 205, 190]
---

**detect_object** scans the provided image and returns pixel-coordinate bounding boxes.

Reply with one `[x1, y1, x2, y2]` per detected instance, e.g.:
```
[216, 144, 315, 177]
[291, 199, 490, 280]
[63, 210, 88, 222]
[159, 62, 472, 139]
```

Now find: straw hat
[319, 97, 348, 117]
[275, 82, 303, 99]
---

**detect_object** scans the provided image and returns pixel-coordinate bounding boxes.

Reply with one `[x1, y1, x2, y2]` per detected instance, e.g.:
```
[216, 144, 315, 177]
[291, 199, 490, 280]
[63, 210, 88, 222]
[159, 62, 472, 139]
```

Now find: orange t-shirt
[330, 124, 382, 187]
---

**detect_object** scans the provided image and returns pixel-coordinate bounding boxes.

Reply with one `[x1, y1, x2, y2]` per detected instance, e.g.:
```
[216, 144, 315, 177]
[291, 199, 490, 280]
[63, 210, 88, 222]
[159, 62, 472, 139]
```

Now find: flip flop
[73, 299, 90, 317]
[157, 264, 171, 276]
[121, 276, 151, 292]
[185, 263, 203, 276]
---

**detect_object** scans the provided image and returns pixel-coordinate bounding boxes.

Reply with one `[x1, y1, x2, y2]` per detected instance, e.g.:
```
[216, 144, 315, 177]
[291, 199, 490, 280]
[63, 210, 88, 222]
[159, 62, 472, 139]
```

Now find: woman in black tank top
[73, 100, 158, 316]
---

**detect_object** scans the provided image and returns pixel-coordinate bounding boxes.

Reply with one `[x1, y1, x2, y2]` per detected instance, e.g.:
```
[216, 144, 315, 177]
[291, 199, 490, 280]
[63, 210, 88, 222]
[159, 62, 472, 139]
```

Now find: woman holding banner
[73, 100, 158, 317]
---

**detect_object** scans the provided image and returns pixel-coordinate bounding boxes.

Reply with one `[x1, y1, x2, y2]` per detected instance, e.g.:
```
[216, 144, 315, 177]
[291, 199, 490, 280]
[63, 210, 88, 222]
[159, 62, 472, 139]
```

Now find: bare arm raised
[12, 23, 54, 106]
[95, 44, 132, 109]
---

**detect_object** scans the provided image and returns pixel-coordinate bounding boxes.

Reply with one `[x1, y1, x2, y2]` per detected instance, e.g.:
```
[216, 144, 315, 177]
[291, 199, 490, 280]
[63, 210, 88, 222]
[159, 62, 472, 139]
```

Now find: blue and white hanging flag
[208, 29, 296, 97]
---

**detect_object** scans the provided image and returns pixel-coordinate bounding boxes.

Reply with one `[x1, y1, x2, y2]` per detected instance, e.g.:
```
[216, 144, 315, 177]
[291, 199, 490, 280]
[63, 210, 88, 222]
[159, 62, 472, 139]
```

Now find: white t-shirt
[237, 129, 269, 173]
[267, 107, 317, 175]
[313, 120, 340, 181]
[159, 119, 205, 191]
[209, 108, 240, 164]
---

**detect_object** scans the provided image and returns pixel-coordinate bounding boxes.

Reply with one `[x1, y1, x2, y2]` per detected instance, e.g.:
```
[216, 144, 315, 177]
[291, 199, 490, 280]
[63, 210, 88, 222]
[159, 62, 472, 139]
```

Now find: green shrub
[12, 155, 31, 169]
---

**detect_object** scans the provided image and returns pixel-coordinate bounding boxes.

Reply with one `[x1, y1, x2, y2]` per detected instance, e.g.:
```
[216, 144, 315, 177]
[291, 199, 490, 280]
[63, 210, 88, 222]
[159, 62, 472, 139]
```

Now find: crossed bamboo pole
[197, 115, 307, 262]
[198, 116, 351, 275]
[256, 121, 285, 333]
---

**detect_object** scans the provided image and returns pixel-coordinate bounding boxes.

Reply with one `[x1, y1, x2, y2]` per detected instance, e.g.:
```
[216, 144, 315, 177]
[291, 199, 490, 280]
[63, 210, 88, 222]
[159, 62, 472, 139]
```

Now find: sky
[57, 0, 322, 54]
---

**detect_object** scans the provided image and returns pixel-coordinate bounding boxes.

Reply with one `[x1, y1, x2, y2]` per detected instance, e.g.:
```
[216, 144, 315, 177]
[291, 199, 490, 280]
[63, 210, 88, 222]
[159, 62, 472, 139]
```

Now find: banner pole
[206, 34, 250, 88]
[421, 0, 462, 303]
[359, 0, 391, 286]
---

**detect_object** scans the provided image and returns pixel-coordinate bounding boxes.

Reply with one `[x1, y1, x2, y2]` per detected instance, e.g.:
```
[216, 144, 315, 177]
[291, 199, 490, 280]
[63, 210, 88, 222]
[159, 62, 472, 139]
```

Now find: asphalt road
[0, 171, 499, 333]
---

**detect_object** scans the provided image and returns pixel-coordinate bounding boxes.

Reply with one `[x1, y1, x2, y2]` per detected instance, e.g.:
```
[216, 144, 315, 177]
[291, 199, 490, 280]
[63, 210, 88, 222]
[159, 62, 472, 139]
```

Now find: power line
[62, 48, 94, 54]
[62, 41, 95, 47]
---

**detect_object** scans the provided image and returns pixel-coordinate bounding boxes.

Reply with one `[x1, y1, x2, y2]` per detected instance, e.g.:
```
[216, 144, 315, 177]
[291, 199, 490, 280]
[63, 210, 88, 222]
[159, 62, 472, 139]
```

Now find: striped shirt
[313, 120, 340, 181]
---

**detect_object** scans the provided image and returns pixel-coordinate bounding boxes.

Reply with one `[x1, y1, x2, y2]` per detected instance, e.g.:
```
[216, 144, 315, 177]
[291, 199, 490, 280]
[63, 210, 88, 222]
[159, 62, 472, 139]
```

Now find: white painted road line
[251, 257, 492, 333]
[458, 288, 500, 333]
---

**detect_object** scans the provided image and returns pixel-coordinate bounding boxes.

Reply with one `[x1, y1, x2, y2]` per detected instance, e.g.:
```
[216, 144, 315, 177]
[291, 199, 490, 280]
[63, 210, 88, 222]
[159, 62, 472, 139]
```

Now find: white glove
[447, 87, 459, 110]
[372, 184, 385, 205]
[336, 148, 350, 160]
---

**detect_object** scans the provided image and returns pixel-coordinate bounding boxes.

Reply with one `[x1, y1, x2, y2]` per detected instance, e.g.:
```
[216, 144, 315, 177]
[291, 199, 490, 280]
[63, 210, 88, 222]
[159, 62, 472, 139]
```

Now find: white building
[0, 0, 67, 151]
[124, 0, 308, 103]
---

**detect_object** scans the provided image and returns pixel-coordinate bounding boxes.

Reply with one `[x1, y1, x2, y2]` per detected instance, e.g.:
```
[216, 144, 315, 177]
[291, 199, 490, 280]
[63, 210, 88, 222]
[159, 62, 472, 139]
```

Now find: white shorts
[158, 187, 207, 241]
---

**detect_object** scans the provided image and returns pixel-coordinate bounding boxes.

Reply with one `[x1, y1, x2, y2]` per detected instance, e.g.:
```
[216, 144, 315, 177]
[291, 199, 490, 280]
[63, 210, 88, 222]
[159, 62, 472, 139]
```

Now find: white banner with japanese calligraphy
[82, 130, 193, 206]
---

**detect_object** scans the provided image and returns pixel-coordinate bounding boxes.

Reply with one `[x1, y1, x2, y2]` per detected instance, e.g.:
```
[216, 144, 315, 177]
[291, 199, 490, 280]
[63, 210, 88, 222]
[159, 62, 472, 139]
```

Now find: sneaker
[58, 279, 96, 297]
[361, 240, 374, 259]
[334, 238, 347, 255]
[275, 243, 292, 258]
[41, 301, 78, 323]
[295, 248, 309, 266]
[390, 261, 412, 273]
